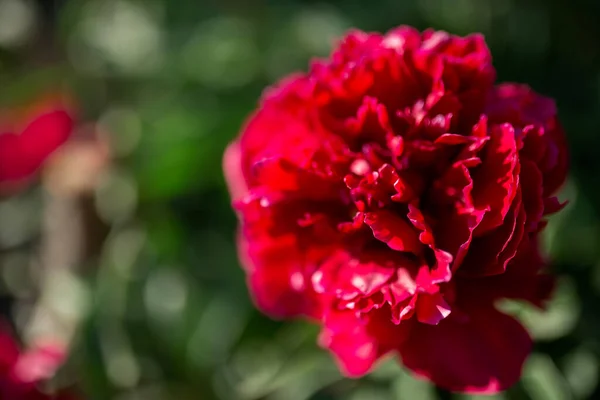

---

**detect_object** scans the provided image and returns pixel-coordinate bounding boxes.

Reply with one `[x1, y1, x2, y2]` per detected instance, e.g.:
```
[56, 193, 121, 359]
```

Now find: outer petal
[227, 140, 327, 319]
[457, 234, 555, 308]
[223, 141, 249, 201]
[226, 140, 325, 319]
[486, 83, 556, 126]
[237, 231, 324, 319]
[238, 77, 344, 189]
[319, 307, 409, 377]
[400, 304, 532, 394]
[486, 83, 568, 196]
[520, 159, 545, 231]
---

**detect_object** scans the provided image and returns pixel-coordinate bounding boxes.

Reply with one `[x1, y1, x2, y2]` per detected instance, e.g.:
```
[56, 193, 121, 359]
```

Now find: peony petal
[319, 307, 409, 377]
[223, 141, 249, 201]
[486, 83, 556, 127]
[238, 231, 324, 319]
[238, 80, 345, 187]
[364, 210, 422, 253]
[486, 84, 568, 198]
[520, 159, 545, 231]
[312, 250, 398, 300]
[457, 234, 556, 308]
[416, 292, 452, 325]
[251, 156, 342, 200]
[543, 196, 568, 216]
[472, 123, 520, 235]
[345, 96, 392, 142]
[407, 203, 453, 283]
[400, 304, 532, 394]
[428, 160, 485, 269]
[459, 191, 525, 277]
[540, 120, 568, 196]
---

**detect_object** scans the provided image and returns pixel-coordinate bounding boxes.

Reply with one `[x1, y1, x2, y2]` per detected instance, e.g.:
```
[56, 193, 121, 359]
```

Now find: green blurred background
[1, 0, 599, 399]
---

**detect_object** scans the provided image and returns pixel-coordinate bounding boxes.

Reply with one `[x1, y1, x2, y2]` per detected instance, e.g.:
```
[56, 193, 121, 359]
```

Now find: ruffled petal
[472, 123, 520, 234]
[459, 190, 525, 277]
[364, 210, 422, 253]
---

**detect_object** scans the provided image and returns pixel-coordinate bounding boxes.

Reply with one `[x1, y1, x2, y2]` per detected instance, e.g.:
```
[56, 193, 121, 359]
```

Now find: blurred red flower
[0, 327, 79, 399]
[224, 26, 568, 393]
[0, 94, 74, 194]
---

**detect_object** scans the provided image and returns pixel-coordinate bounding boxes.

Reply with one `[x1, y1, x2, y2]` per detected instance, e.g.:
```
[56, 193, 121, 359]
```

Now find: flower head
[224, 26, 568, 393]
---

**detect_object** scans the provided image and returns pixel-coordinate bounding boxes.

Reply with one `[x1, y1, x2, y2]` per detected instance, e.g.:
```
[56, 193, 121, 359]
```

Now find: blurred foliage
[1, 0, 600, 399]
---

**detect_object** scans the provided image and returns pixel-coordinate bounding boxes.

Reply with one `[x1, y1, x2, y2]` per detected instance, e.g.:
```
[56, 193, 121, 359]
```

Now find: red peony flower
[0, 326, 80, 399]
[0, 94, 74, 194]
[224, 26, 568, 393]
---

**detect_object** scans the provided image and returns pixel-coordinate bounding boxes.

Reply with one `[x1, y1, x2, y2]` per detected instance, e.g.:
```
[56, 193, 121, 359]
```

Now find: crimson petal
[400, 304, 531, 394]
